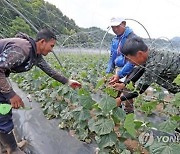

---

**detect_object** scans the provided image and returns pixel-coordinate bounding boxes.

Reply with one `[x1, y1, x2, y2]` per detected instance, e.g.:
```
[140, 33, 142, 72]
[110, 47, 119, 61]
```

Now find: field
[11, 52, 180, 154]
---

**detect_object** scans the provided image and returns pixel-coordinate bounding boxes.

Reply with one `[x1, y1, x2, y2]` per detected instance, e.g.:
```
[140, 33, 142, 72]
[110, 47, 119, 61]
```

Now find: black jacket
[0, 35, 68, 101]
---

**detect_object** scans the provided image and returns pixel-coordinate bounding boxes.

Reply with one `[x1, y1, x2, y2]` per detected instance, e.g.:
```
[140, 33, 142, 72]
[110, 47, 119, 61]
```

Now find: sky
[45, 0, 180, 39]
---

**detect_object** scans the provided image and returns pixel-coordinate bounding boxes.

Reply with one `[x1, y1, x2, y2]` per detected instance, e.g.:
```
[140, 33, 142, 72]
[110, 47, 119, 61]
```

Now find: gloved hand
[68, 79, 81, 89]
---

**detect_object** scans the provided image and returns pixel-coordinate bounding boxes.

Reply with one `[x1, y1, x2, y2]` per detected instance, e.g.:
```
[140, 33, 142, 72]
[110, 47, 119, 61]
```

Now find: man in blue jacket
[106, 17, 135, 83]
[106, 17, 136, 113]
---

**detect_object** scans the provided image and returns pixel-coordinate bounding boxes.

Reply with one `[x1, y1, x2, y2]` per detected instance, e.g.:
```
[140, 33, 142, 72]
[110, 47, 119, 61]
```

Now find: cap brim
[110, 20, 126, 26]
[110, 21, 121, 26]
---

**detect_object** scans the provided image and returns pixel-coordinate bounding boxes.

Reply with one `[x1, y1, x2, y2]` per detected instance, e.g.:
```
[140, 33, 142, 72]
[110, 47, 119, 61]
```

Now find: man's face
[39, 39, 56, 56]
[126, 51, 148, 66]
[111, 22, 125, 35]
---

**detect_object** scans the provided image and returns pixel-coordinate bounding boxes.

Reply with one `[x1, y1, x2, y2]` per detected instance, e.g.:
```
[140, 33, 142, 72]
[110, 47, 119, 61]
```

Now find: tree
[9, 16, 34, 37]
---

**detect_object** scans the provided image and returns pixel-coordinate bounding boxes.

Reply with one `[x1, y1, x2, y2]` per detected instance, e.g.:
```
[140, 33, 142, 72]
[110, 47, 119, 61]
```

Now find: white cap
[110, 17, 126, 26]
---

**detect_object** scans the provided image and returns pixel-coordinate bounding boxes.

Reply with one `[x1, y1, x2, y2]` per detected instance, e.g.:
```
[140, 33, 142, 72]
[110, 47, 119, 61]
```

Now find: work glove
[68, 79, 81, 89]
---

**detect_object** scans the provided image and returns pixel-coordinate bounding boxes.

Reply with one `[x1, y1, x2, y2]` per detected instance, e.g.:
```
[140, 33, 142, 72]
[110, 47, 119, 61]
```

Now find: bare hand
[109, 75, 119, 85]
[116, 97, 121, 107]
[10, 94, 24, 109]
[112, 83, 125, 91]
[68, 79, 81, 89]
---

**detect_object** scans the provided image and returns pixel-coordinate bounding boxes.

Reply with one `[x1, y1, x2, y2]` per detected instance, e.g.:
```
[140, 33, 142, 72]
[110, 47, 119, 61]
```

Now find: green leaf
[149, 141, 180, 154]
[80, 71, 88, 78]
[98, 94, 116, 114]
[77, 128, 89, 140]
[158, 119, 177, 133]
[77, 121, 87, 130]
[134, 120, 144, 129]
[116, 142, 127, 151]
[98, 132, 117, 149]
[89, 118, 115, 135]
[126, 81, 135, 91]
[95, 78, 105, 90]
[78, 88, 90, 96]
[72, 107, 82, 120]
[50, 80, 60, 88]
[0, 104, 12, 115]
[141, 101, 157, 115]
[171, 115, 180, 122]
[124, 113, 136, 137]
[104, 87, 118, 98]
[173, 74, 180, 85]
[79, 95, 95, 109]
[152, 83, 162, 92]
[79, 109, 91, 121]
[172, 92, 180, 107]
[112, 107, 126, 123]
[88, 118, 95, 131]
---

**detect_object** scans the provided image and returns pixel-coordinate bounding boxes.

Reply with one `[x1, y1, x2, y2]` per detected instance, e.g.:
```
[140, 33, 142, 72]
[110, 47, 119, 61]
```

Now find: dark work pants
[0, 93, 20, 153]
[0, 110, 14, 134]
[0, 92, 14, 134]
[117, 87, 134, 114]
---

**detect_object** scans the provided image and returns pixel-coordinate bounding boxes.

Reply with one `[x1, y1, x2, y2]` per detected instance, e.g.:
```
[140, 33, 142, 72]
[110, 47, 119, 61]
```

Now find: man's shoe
[0, 131, 25, 154]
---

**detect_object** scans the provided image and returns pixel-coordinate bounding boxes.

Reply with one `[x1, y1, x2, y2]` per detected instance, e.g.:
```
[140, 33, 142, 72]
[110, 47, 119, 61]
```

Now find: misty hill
[171, 37, 180, 49]
[144, 37, 180, 51]
[171, 36, 180, 42]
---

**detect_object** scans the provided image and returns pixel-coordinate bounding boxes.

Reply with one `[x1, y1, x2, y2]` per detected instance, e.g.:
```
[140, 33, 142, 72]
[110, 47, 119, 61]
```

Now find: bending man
[114, 37, 180, 105]
[0, 28, 81, 154]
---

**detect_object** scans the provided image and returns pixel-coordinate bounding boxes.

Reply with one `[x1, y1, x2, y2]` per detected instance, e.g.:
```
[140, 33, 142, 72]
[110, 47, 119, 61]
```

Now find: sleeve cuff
[120, 91, 139, 101]
[2, 90, 16, 100]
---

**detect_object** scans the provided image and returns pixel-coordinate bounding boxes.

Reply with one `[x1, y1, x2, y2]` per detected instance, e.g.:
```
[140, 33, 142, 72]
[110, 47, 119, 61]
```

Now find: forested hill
[1, 0, 178, 50]
[0, 0, 113, 48]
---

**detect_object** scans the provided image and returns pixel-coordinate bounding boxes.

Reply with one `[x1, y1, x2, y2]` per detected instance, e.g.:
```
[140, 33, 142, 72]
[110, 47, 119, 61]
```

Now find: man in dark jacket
[0, 28, 81, 153]
[113, 37, 180, 106]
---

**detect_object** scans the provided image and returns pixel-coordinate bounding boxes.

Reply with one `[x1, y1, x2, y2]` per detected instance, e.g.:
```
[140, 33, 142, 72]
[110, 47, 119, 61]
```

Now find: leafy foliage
[124, 114, 136, 137]
[149, 141, 180, 154]
[11, 53, 180, 153]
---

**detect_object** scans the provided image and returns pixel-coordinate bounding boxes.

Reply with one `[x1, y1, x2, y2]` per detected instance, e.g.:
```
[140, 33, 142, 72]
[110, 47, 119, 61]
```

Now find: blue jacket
[106, 27, 135, 78]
